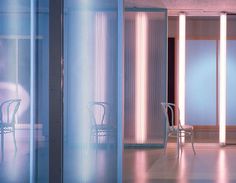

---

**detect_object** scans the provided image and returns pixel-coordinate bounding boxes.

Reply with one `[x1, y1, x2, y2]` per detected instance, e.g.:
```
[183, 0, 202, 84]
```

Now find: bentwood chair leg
[191, 132, 196, 155]
[13, 130, 17, 152]
[95, 131, 99, 149]
[177, 132, 179, 158]
[1, 128, 4, 161]
[163, 136, 168, 155]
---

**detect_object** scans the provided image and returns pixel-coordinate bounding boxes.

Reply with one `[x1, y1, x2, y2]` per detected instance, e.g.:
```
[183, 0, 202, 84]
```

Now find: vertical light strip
[219, 13, 227, 145]
[135, 13, 148, 143]
[15, 39, 19, 124]
[95, 12, 107, 102]
[30, 0, 36, 182]
[178, 13, 186, 127]
[79, 10, 93, 182]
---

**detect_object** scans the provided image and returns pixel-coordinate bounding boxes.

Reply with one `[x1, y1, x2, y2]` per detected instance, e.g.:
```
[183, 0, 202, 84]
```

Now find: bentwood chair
[88, 102, 116, 145]
[0, 99, 21, 160]
[161, 102, 196, 157]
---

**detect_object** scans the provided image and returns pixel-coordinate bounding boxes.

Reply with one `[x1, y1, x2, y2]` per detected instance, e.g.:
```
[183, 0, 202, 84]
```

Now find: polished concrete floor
[0, 130, 117, 183]
[1, 130, 236, 183]
[123, 143, 236, 183]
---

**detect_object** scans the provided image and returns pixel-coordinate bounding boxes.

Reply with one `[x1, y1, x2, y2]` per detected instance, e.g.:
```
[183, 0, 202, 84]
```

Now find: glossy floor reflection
[64, 144, 117, 183]
[123, 143, 236, 183]
[0, 129, 49, 183]
[2, 134, 236, 183]
[0, 130, 117, 183]
[0, 129, 48, 183]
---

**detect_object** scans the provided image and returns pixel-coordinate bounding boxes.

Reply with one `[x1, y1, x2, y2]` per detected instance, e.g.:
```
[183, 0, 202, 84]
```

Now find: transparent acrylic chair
[161, 102, 196, 157]
[88, 102, 116, 146]
[0, 99, 21, 160]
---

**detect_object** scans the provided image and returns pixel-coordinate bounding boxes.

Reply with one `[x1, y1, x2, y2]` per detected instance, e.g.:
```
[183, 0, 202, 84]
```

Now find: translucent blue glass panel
[64, 1, 119, 182]
[18, 40, 30, 123]
[0, 40, 16, 83]
[0, 1, 49, 182]
[185, 40, 217, 125]
[226, 40, 236, 125]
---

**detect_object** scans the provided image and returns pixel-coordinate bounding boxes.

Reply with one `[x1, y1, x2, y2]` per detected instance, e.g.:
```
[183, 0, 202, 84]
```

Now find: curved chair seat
[0, 125, 14, 133]
[94, 124, 115, 131]
[91, 124, 115, 136]
[170, 125, 193, 131]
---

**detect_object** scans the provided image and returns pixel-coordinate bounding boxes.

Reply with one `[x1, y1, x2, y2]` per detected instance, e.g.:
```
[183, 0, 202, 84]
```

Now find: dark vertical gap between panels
[168, 38, 175, 126]
[168, 38, 175, 104]
[49, 0, 63, 182]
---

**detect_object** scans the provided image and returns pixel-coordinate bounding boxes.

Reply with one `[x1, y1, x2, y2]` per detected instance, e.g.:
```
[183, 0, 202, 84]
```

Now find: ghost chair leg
[1, 128, 4, 161]
[13, 129, 17, 153]
[190, 131, 196, 155]
[163, 134, 169, 155]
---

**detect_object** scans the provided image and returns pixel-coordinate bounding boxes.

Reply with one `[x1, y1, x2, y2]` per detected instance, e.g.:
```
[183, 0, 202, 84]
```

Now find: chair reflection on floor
[0, 99, 21, 160]
[161, 102, 196, 157]
[88, 102, 116, 147]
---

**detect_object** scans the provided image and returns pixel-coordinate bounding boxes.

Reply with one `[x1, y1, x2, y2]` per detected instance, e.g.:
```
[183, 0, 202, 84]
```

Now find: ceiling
[125, 0, 236, 16]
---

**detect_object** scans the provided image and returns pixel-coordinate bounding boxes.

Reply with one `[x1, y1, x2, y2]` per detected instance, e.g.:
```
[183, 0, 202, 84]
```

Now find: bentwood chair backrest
[88, 102, 111, 126]
[0, 99, 21, 125]
[161, 102, 183, 129]
[161, 102, 176, 127]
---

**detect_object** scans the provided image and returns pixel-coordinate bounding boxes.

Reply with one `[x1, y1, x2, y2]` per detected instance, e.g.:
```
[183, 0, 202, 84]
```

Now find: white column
[219, 12, 227, 145]
[178, 13, 186, 127]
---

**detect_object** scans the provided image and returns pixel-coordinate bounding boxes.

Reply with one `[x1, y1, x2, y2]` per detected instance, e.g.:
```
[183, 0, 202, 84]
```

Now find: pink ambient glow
[93, 13, 108, 144]
[219, 13, 226, 145]
[135, 13, 148, 143]
[94, 12, 107, 102]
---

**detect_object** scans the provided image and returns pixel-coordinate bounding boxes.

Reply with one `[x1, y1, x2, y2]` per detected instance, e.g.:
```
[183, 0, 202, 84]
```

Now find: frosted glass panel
[124, 9, 167, 145]
[226, 40, 236, 125]
[186, 40, 216, 125]
[63, 1, 119, 182]
[0, 1, 49, 182]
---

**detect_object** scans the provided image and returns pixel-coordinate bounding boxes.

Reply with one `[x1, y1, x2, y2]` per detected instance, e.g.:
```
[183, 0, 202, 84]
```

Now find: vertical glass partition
[185, 39, 217, 125]
[124, 8, 167, 146]
[226, 15, 236, 143]
[64, 0, 120, 182]
[185, 17, 219, 127]
[0, 0, 49, 182]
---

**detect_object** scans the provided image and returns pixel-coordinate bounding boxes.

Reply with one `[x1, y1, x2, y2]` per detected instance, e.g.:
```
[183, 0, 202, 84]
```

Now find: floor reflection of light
[97, 150, 106, 180]
[217, 149, 228, 183]
[177, 151, 188, 183]
[135, 13, 148, 144]
[135, 151, 147, 183]
[80, 148, 93, 182]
